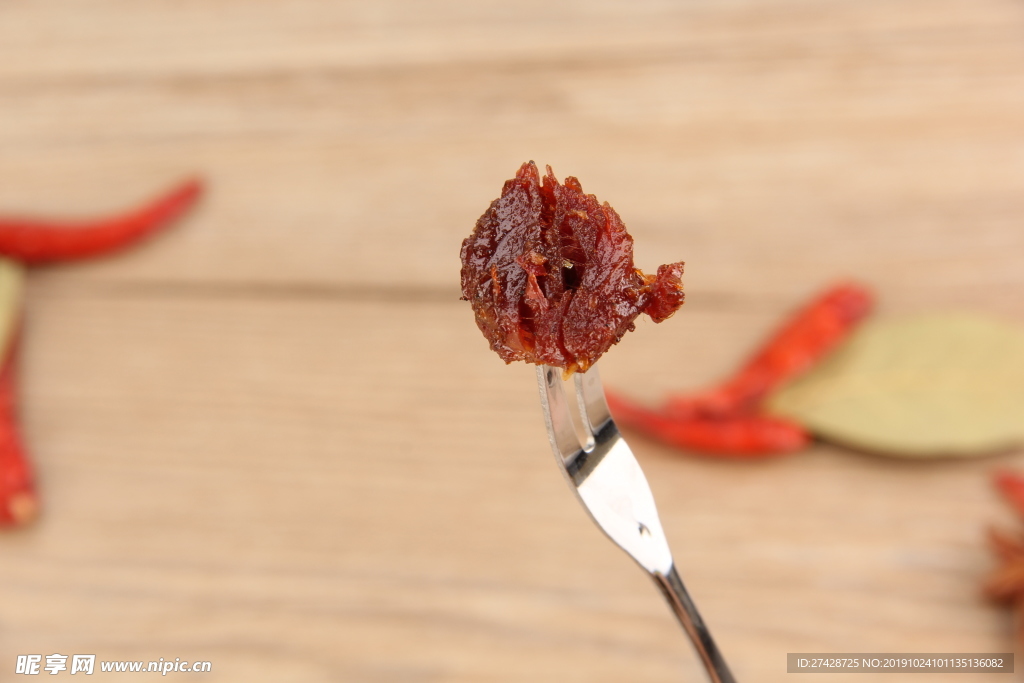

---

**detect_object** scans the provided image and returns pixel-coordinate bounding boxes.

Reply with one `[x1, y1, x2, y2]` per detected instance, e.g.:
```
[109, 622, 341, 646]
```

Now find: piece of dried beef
[460, 161, 684, 374]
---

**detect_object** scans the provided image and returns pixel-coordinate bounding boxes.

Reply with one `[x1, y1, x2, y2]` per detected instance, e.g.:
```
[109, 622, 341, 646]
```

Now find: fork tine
[574, 365, 612, 441]
[537, 365, 583, 464]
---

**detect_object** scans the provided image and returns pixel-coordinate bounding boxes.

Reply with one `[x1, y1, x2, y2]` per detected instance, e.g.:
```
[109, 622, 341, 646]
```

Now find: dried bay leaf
[766, 313, 1024, 457]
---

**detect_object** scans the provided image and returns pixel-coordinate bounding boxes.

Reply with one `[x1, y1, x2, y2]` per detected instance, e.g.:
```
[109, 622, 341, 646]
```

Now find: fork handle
[651, 566, 737, 683]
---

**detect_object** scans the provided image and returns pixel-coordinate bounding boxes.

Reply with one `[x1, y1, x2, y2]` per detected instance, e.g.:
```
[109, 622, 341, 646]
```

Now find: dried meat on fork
[460, 162, 684, 375]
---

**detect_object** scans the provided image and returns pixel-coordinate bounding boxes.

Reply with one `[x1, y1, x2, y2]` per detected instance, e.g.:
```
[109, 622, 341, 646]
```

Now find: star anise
[982, 470, 1024, 642]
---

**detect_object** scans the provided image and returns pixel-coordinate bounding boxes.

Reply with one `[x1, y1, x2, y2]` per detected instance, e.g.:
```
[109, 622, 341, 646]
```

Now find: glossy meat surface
[460, 162, 684, 373]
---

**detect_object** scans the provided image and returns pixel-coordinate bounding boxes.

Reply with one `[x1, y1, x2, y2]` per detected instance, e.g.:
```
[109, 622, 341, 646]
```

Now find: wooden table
[1, 1, 1023, 680]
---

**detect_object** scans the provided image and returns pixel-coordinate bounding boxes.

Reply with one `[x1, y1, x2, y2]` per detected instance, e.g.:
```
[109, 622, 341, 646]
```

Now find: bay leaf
[766, 312, 1024, 457]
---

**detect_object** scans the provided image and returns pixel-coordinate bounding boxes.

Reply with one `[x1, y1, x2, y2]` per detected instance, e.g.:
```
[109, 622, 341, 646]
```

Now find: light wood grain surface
[1, 1, 1023, 680]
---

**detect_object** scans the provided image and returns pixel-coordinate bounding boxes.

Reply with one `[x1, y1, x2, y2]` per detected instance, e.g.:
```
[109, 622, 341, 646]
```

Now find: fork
[537, 363, 736, 683]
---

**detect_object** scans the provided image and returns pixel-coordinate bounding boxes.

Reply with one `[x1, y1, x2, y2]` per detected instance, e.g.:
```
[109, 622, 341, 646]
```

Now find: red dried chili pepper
[0, 178, 202, 265]
[0, 177, 203, 526]
[607, 390, 809, 457]
[606, 282, 872, 456]
[666, 282, 874, 419]
[0, 328, 35, 525]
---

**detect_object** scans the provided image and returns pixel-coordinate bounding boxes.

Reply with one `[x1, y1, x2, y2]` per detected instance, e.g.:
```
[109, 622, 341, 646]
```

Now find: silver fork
[537, 363, 736, 683]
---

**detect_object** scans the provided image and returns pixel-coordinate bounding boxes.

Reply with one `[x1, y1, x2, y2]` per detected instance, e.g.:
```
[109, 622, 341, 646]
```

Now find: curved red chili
[0, 178, 202, 265]
[666, 282, 874, 419]
[607, 390, 809, 457]
[604, 282, 872, 457]
[0, 178, 202, 526]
